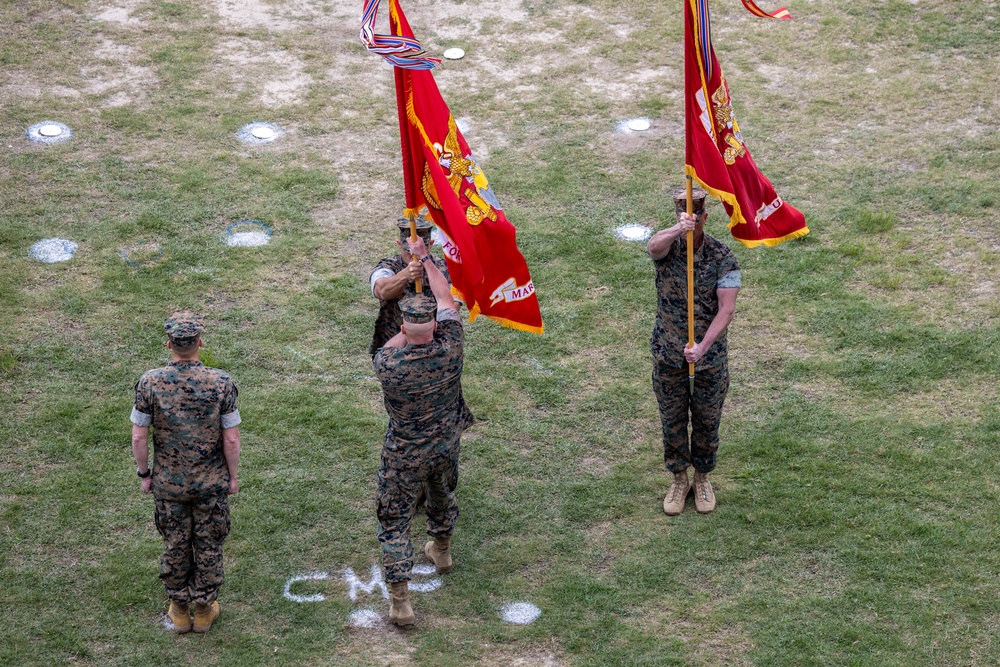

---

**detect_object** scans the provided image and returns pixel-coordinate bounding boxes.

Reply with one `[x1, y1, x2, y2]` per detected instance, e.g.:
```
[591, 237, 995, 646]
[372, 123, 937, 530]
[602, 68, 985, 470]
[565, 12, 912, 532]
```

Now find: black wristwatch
[137, 468, 151, 479]
[419, 255, 432, 263]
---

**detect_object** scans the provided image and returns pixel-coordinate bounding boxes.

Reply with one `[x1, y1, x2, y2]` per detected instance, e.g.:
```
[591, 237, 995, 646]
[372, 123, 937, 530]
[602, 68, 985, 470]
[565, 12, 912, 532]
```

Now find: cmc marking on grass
[226, 220, 272, 247]
[614, 223, 653, 242]
[283, 572, 330, 603]
[26, 121, 72, 144]
[409, 564, 443, 593]
[616, 117, 651, 134]
[499, 601, 541, 625]
[283, 562, 442, 604]
[30, 238, 78, 263]
[347, 608, 382, 628]
[119, 241, 164, 267]
[237, 122, 285, 144]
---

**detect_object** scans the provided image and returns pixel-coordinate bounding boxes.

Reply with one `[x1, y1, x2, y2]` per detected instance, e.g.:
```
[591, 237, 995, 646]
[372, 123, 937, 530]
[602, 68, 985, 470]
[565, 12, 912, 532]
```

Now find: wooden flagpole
[685, 176, 695, 394]
[408, 217, 422, 293]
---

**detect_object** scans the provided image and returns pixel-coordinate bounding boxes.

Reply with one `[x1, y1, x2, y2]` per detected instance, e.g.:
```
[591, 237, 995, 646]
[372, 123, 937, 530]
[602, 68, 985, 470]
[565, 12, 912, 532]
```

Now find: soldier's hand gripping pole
[686, 176, 695, 395]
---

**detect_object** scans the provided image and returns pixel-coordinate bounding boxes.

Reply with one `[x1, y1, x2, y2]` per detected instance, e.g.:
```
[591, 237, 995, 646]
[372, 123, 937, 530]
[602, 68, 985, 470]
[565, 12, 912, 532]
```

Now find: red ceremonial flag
[360, 0, 543, 334]
[684, 0, 809, 247]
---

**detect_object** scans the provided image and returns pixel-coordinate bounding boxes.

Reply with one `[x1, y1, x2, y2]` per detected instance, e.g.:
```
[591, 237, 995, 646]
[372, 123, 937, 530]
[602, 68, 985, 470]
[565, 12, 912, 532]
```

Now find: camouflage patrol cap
[672, 186, 708, 216]
[397, 216, 434, 243]
[399, 293, 436, 324]
[164, 310, 204, 341]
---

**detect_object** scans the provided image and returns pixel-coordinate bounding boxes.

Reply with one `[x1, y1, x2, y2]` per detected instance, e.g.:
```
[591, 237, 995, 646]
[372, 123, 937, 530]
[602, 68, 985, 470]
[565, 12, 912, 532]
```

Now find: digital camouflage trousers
[652, 360, 730, 474]
[154, 495, 230, 605]
[376, 444, 459, 584]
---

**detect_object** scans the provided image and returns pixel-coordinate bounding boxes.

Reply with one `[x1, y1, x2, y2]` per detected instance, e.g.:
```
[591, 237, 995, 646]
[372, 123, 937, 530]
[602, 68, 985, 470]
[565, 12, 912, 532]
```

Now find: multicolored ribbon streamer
[359, 0, 441, 70]
[741, 0, 792, 19]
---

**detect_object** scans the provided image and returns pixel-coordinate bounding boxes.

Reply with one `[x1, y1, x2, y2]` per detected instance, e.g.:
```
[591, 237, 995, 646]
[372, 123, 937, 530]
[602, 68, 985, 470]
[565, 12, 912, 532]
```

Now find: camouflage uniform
[651, 233, 740, 473]
[131, 314, 241, 606]
[369, 253, 451, 355]
[372, 305, 469, 584]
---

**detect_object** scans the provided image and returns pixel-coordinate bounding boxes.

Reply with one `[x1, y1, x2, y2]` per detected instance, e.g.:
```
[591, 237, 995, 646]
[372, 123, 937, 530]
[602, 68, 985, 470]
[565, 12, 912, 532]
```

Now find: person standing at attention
[131, 310, 241, 633]
[648, 188, 740, 515]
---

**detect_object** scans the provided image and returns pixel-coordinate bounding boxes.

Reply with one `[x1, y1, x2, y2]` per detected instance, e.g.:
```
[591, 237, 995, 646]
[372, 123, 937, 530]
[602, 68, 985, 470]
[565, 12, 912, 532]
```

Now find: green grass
[1, 0, 999, 665]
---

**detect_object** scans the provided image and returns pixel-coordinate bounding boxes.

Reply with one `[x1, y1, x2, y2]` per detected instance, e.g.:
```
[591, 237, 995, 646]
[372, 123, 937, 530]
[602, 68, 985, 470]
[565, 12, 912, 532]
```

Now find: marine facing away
[130, 310, 241, 633]
[372, 235, 471, 626]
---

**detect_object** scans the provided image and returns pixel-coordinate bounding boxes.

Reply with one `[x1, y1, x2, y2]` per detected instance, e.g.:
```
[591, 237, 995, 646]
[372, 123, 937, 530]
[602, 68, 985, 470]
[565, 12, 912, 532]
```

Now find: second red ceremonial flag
[361, 0, 543, 334]
[684, 0, 809, 247]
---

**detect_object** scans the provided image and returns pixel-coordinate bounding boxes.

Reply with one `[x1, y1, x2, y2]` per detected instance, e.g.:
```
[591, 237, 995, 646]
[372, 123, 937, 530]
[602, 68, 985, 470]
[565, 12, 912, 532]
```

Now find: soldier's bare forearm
[132, 425, 150, 472]
[424, 258, 456, 311]
[223, 427, 240, 479]
[374, 271, 409, 301]
[647, 224, 685, 259]
[699, 288, 738, 349]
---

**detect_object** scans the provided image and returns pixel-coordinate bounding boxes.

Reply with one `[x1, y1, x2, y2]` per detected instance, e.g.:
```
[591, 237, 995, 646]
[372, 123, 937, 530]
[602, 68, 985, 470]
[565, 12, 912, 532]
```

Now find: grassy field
[2, 0, 999, 665]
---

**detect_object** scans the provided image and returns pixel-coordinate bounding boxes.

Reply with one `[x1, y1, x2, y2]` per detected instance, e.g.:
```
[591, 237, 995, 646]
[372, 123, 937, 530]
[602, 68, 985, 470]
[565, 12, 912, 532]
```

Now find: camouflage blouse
[132, 360, 240, 501]
[369, 254, 450, 355]
[373, 309, 470, 454]
[651, 233, 741, 370]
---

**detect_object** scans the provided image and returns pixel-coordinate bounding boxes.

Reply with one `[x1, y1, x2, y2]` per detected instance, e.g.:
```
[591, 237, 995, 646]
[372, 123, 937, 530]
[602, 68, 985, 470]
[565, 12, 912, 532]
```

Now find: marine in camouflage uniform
[369, 217, 452, 356]
[131, 310, 241, 633]
[648, 188, 741, 515]
[372, 236, 468, 625]
[369, 217, 473, 490]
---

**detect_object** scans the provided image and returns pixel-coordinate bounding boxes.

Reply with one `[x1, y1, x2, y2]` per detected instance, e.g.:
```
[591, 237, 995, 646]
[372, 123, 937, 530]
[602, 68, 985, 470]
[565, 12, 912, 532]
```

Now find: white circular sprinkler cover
[226, 220, 272, 247]
[237, 122, 285, 144]
[26, 121, 72, 144]
[251, 126, 275, 140]
[30, 238, 78, 263]
[614, 223, 653, 242]
[443, 47, 465, 60]
[499, 601, 541, 625]
[626, 118, 651, 132]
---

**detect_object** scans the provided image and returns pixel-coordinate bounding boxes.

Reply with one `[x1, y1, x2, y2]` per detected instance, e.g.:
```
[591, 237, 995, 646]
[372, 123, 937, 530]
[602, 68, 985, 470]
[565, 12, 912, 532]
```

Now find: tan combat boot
[692, 471, 716, 513]
[424, 536, 453, 574]
[663, 469, 690, 516]
[192, 601, 220, 633]
[167, 600, 191, 634]
[389, 581, 416, 626]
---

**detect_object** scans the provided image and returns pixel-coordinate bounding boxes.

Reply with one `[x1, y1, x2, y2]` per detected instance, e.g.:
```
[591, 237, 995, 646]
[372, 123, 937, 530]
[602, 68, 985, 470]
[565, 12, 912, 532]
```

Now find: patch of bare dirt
[477, 646, 567, 667]
[399, 0, 528, 41]
[216, 38, 313, 106]
[584, 65, 676, 101]
[80, 35, 157, 107]
[0, 77, 81, 100]
[208, 0, 326, 31]
[91, 0, 143, 26]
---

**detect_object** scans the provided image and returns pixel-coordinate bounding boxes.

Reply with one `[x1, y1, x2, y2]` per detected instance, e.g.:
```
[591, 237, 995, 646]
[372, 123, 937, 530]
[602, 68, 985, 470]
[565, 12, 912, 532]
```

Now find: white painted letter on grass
[283, 572, 330, 603]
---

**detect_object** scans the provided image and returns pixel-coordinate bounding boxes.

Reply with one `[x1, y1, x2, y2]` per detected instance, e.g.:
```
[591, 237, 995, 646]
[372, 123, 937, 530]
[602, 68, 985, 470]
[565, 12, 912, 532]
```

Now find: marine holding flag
[647, 0, 808, 514]
[648, 189, 740, 516]
[684, 0, 809, 247]
[361, 0, 543, 334]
